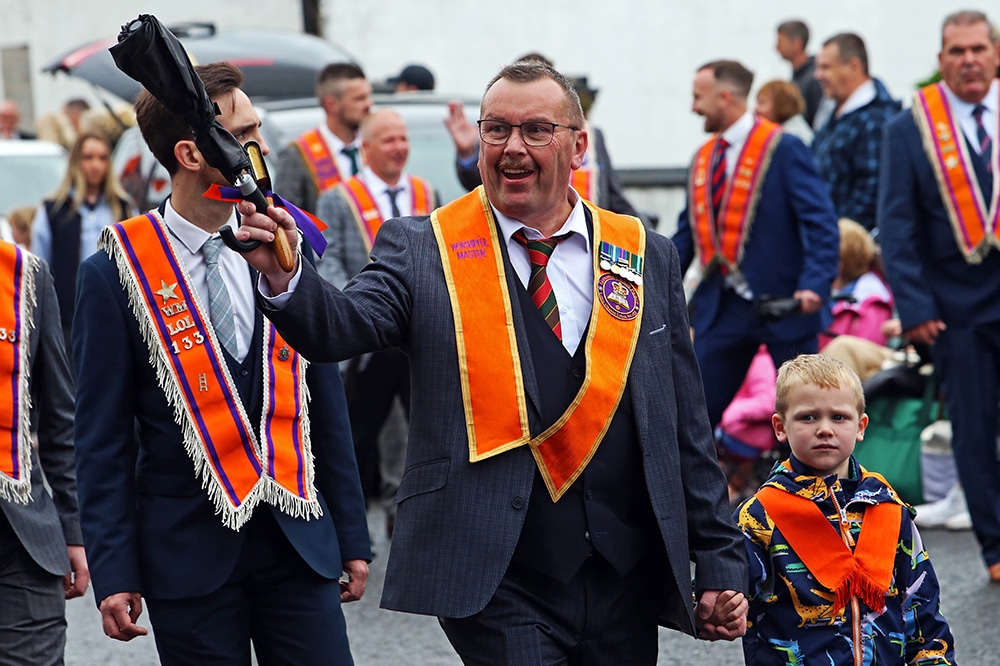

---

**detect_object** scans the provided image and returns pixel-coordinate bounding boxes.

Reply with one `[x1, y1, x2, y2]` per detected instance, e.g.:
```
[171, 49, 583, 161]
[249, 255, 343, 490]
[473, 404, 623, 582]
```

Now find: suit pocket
[394, 458, 450, 504]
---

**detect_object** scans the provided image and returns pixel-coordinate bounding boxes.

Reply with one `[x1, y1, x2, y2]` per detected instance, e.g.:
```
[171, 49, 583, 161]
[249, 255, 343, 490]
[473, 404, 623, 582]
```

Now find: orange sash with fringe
[913, 82, 1000, 264]
[690, 118, 782, 271]
[295, 128, 347, 197]
[100, 214, 319, 530]
[431, 187, 644, 501]
[342, 174, 435, 251]
[0, 243, 35, 505]
[757, 484, 901, 614]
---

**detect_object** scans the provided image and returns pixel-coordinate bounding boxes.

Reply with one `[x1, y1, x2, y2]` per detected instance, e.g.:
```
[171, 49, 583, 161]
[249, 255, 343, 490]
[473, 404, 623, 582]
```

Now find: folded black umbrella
[752, 296, 802, 322]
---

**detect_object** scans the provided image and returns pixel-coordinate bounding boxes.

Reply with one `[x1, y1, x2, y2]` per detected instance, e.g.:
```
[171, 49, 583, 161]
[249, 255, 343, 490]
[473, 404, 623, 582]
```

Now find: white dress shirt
[163, 200, 255, 362]
[718, 111, 757, 180]
[493, 191, 593, 354]
[943, 78, 998, 156]
[361, 167, 413, 219]
[836, 79, 876, 117]
[318, 124, 363, 179]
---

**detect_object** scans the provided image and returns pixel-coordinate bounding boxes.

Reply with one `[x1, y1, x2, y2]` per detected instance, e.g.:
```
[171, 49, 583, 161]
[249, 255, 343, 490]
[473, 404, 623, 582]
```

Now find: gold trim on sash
[295, 128, 344, 195]
[341, 175, 435, 253]
[912, 82, 1000, 264]
[431, 188, 645, 501]
[100, 214, 319, 530]
[0, 243, 37, 505]
[690, 118, 782, 273]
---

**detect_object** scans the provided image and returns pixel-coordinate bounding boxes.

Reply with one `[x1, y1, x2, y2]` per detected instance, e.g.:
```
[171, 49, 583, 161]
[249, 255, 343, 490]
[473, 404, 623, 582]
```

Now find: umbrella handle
[219, 176, 296, 272]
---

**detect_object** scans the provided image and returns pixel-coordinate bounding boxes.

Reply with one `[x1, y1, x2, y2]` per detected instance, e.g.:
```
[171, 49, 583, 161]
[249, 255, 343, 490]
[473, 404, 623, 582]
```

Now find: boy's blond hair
[775, 354, 865, 416]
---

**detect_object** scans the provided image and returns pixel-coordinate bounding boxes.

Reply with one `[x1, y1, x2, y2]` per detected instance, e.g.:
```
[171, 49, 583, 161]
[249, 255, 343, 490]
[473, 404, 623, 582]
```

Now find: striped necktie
[711, 137, 729, 217]
[202, 237, 239, 358]
[513, 229, 567, 341]
[973, 104, 993, 174]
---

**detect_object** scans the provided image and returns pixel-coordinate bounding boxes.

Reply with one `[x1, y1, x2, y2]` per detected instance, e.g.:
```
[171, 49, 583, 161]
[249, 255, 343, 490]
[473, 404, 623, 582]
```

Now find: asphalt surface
[64, 508, 999, 665]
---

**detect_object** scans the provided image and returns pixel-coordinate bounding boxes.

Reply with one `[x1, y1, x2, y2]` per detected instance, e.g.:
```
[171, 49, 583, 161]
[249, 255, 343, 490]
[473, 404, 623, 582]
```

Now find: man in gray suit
[0, 243, 88, 664]
[237, 61, 747, 664]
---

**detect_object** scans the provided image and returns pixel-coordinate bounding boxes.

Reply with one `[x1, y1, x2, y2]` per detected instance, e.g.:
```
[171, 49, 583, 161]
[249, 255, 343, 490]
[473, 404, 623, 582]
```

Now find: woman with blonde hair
[31, 131, 134, 348]
[756, 79, 814, 145]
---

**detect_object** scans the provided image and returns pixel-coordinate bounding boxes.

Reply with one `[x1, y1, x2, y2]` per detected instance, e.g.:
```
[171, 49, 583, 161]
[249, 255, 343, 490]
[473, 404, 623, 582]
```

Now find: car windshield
[0, 144, 66, 214]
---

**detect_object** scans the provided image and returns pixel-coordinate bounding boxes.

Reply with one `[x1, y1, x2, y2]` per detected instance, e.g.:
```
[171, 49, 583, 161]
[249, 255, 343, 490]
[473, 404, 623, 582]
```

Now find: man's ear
[173, 139, 202, 173]
[570, 126, 589, 171]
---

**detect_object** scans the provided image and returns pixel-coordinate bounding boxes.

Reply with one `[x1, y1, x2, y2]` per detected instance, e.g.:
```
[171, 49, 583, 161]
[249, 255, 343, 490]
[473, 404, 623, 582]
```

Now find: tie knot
[717, 137, 729, 150]
[514, 229, 565, 265]
[973, 104, 987, 121]
[342, 146, 358, 157]
[202, 236, 224, 266]
[386, 187, 402, 199]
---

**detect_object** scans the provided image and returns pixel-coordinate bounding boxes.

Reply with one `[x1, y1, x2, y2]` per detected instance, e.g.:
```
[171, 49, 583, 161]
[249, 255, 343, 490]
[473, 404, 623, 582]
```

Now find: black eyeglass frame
[477, 120, 581, 147]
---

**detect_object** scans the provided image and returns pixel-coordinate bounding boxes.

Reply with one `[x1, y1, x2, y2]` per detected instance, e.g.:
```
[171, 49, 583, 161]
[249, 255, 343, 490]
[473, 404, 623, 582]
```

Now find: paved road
[66, 510, 998, 665]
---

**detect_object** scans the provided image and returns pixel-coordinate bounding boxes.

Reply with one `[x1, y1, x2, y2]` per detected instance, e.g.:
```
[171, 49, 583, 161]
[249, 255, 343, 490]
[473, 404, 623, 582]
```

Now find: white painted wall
[0, 0, 991, 169]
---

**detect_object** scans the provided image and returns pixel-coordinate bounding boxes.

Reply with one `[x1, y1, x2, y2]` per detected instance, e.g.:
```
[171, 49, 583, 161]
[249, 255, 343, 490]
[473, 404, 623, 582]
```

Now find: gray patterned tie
[202, 237, 239, 358]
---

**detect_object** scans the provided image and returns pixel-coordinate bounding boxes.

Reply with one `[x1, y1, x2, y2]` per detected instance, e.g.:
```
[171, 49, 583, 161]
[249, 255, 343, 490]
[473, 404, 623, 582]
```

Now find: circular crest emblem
[597, 273, 640, 321]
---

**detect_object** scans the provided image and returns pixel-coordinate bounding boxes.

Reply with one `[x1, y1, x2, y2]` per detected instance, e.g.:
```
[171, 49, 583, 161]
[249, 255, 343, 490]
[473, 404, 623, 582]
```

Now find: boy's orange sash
[342, 175, 435, 251]
[100, 214, 319, 530]
[690, 118, 782, 272]
[757, 483, 901, 614]
[295, 128, 346, 198]
[0, 243, 35, 505]
[913, 82, 1000, 264]
[430, 187, 644, 501]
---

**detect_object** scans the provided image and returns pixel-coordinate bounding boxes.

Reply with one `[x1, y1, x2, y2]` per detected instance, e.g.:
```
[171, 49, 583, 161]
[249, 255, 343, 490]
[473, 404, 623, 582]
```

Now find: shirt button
[511, 496, 524, 510]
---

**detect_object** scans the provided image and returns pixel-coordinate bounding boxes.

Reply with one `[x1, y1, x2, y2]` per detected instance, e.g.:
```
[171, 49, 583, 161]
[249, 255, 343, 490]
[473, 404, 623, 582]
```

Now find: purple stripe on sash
[344, 183, 379, 246]
[7, 249, 23, 478]
[263, 331, 306, 497]
[921, 90, 985, 248]
[265, 333, 278, 478]
[290, 347, 305, 497]
[117, 218, 260, 506]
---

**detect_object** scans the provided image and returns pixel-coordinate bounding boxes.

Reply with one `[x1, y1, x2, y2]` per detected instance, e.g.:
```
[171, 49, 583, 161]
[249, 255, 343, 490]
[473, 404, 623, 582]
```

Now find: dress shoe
[913, 485, 967, 528]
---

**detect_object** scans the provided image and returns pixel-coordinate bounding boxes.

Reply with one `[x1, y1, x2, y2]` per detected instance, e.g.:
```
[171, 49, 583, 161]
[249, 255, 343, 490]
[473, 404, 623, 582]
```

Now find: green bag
[855, 373, 939, 505]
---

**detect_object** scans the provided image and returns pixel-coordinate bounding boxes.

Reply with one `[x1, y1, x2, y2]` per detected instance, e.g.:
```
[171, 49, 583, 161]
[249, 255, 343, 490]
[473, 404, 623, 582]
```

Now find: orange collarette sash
[690, 118, 782, 271]
[571, 143, 599, 205]
[757, 482, 901, 615]
[100, 213, 319, 530]
[430, 187, 645, 501]
[295, 128, 345, 198]
[913, 82, 1000, 264]
[341, 174, 435, 252]
[0, 243, 36, 505]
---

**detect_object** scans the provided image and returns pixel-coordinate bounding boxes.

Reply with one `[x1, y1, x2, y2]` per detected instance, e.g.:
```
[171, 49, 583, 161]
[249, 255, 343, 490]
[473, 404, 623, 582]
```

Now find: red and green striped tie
[514, 229, 566, 341]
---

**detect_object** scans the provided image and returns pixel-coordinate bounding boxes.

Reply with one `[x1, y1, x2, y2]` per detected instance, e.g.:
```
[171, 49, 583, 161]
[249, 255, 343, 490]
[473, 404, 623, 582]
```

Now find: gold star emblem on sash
[154, 280, 180, 303]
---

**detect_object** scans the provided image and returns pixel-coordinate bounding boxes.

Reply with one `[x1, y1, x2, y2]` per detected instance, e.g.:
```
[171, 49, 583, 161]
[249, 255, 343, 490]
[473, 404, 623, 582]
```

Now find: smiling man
[236, 60, 749, 664]
[878, 9, 1000, 584]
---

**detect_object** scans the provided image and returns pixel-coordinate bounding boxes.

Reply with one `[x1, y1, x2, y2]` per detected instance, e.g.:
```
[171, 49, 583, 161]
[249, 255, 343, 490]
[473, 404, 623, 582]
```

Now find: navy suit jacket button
[511, 496, 524, 510]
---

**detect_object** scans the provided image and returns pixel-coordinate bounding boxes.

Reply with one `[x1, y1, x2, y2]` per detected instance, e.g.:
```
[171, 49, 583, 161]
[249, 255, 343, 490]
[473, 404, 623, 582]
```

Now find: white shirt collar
[837, 78, 876, 117]
[162, 198, 238, 253]
[942, 78, 999, 119]
[361, 167, 407, 196]
[720, 110, 756, 149]
[492, 189, 588, 249]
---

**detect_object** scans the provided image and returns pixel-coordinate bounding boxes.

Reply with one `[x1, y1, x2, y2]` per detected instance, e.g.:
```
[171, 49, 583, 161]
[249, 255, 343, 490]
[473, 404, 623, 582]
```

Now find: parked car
[0, 139, 67, 214]
[114, 92, 480, 211]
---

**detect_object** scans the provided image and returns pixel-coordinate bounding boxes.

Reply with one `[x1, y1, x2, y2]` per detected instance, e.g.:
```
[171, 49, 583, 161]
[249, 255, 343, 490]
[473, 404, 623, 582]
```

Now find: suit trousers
[438, 555, 663, 665]
[933, 324, 1000, 566]
[0, 512, 66, 666]
[695, 290, 818, 427]
[144, 509, 353, 666]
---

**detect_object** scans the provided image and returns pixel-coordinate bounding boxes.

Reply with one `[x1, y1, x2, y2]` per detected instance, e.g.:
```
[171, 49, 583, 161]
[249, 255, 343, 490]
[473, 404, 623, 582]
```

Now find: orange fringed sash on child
[342, 175, 435, 251]
[690, 118, 782, 272]
[0, 243, 36, 505]
[430, 187, 644, 501]
[913, 82, 1000, 264]
[100, 213, 319, 530]
[756, 479, 902, 614]
[295, 128, 346, 195]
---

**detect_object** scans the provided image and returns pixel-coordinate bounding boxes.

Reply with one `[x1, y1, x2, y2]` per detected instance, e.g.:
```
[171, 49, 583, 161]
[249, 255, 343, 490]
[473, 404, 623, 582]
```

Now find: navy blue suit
[72, 230, 371, 664]
[878, 104, 1000, 569]
[673, 132, 840, 427]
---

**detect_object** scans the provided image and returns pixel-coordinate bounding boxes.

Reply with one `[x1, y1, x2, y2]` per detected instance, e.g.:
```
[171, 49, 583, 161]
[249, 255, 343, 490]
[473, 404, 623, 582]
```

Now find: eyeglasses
[477, 120, 580, 147]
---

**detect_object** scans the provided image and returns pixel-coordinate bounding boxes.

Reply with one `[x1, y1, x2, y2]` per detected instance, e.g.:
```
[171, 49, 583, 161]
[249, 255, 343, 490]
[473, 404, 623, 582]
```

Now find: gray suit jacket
[274, 142, 324, 216]
[260, 201, 746, 632]
[0, 256, 79, 576]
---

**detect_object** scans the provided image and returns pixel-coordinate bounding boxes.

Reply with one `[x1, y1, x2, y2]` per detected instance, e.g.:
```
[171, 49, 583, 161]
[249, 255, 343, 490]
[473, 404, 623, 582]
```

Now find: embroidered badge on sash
[597, 274, 640, 321]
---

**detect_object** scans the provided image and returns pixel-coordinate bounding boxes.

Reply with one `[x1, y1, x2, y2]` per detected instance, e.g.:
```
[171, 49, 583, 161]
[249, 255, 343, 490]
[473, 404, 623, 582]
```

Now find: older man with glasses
[236, 60, 747, 664]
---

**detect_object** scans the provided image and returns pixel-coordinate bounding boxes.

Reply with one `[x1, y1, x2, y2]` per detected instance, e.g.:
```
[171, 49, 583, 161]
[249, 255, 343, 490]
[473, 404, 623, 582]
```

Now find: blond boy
[736, 354, 955, 665]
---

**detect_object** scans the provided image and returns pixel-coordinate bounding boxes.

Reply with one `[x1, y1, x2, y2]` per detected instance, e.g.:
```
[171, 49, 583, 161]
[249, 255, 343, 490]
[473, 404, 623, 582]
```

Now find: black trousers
[439, 555, 665, 666]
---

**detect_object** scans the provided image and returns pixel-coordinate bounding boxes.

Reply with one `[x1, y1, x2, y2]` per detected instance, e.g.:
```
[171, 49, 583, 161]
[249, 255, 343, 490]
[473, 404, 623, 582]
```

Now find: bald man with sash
[240, 61, 747, 664]
[878, 10, 1000, 584]
[673, 59, 840, 429]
